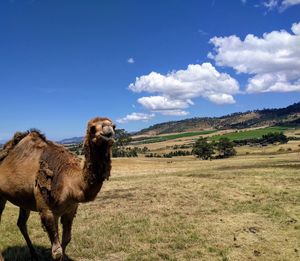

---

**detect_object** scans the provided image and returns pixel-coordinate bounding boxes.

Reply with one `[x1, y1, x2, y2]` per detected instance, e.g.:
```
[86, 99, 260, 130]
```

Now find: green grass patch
[134, 130, 217, 144]
[210, 126, 292, 141]
[134, 126, 296, 145]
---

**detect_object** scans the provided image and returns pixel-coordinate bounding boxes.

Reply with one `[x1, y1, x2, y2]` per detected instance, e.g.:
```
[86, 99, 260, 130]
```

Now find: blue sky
[1, 0, 300, 141]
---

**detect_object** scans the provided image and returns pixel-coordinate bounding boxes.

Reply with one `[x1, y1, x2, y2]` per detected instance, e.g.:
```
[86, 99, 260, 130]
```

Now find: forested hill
[136, 102, 300, 135]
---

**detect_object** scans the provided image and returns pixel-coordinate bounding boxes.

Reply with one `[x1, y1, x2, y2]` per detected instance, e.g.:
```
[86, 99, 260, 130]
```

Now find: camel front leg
[61, 207, 77, 256]
[40, 210, 63, 260]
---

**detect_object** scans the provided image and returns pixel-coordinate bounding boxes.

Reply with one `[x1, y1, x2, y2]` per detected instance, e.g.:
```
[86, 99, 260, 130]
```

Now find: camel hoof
[52, 245, 63, 260]
[29, 248, 39, 261]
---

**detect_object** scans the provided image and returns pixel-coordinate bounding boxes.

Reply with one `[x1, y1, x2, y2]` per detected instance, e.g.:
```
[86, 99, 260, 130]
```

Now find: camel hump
[0, 129, 46, 163]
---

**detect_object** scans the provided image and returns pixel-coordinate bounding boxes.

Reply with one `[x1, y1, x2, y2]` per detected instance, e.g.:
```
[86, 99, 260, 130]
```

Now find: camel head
[87, 117, 116, 146]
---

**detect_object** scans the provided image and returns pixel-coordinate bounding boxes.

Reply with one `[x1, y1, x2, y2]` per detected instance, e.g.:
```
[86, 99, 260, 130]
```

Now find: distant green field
[133, 126, 296, 145]
[210, 126, 292, 141]
[135, 130, 217, 144]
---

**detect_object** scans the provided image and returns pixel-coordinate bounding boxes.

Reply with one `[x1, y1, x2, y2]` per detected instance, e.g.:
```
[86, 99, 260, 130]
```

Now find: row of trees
[192, 132, 288, 160]
[192, 137, 236, 160]
[233, 132, 288, 146]
[144, 137, 237, 160]
[112, 129, 132, 157]
[145, 150, 192, 158]
[112, 129, 151, 157]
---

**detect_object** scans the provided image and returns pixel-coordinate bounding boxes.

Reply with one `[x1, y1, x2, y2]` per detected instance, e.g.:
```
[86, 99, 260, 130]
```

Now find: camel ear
[90, 125, 96, 135]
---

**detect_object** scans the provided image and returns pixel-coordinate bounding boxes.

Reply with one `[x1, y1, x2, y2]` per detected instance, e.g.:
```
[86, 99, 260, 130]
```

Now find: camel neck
[79, 142, 111, 202]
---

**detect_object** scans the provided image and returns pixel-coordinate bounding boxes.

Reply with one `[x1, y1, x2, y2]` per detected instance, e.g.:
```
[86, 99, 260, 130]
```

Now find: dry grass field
[0, 151, 300, 260]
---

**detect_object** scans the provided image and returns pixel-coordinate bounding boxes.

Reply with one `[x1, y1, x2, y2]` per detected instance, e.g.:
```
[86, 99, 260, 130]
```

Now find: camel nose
[103, 126, 115, 138]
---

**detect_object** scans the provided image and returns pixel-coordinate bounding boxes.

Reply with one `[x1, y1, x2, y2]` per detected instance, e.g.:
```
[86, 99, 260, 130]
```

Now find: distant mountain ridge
[59, 136, 84, 144]
[56, 102, 300, 143]
[135, 102, 300, 136]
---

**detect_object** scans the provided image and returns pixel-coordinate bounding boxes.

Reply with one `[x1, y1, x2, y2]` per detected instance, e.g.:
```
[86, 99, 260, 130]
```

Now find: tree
[261, 132, 288, 144]
[216, 137, 236, 158]
[192, 137, 214, 160]
[142, 146, 149, 154]
[112, 129, 133, 157]
[114, 129, 132, 147]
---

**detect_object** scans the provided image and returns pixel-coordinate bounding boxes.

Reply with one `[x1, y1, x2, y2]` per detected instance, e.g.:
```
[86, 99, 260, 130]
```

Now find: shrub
[216, 137, 236, 158]
[192, 137, 215, 160]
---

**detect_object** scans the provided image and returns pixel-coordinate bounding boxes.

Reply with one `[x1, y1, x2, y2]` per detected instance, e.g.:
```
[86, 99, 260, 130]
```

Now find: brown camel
[0, 117, 115, 260]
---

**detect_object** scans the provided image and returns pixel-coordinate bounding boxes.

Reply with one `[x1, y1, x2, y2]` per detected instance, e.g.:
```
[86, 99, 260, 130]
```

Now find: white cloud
[241, 0, 247, 4]
[263, 0, 279, 10]
[127, 57, 135, 64]
[281, 0, 300, 10]
[129, 63, 239, 115]
[209, 22, 300, 93]
[137, 96, 193, 111]
[262, 0, 300, 11]
[116, 112, 154, 123]
[247, 73, 300, 93]
[207, 93, 236, 104]
[137, 96, 192, 116]
[292, 22, 300, 34]
[159, 110, 189, 116]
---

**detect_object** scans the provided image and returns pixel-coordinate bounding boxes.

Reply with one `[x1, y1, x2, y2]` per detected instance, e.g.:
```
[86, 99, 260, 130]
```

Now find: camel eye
[90, 125, 96, 134]
[112, 124, 116, 130]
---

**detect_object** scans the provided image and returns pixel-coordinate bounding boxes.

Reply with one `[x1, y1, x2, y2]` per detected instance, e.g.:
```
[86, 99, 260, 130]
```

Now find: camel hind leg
[17, 208, 38, 260]
[0, 197, 6, 223]
[0, 198, 6, 261]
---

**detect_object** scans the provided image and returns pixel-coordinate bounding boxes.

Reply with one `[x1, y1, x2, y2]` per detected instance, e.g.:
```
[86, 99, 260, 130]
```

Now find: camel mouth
[99, 134, 115, 143]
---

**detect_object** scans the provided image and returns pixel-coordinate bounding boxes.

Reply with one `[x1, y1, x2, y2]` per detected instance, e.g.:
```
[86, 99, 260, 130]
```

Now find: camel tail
[0, 129, 46, 163]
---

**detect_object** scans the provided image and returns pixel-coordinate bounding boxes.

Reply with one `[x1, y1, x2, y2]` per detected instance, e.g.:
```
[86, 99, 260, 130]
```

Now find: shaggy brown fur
[0, 129, 45, 162]
[0, 117, 115, 260]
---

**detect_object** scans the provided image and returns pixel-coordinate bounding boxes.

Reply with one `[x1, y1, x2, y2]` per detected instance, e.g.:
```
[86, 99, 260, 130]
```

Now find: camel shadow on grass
[1, 245, 74, 261]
